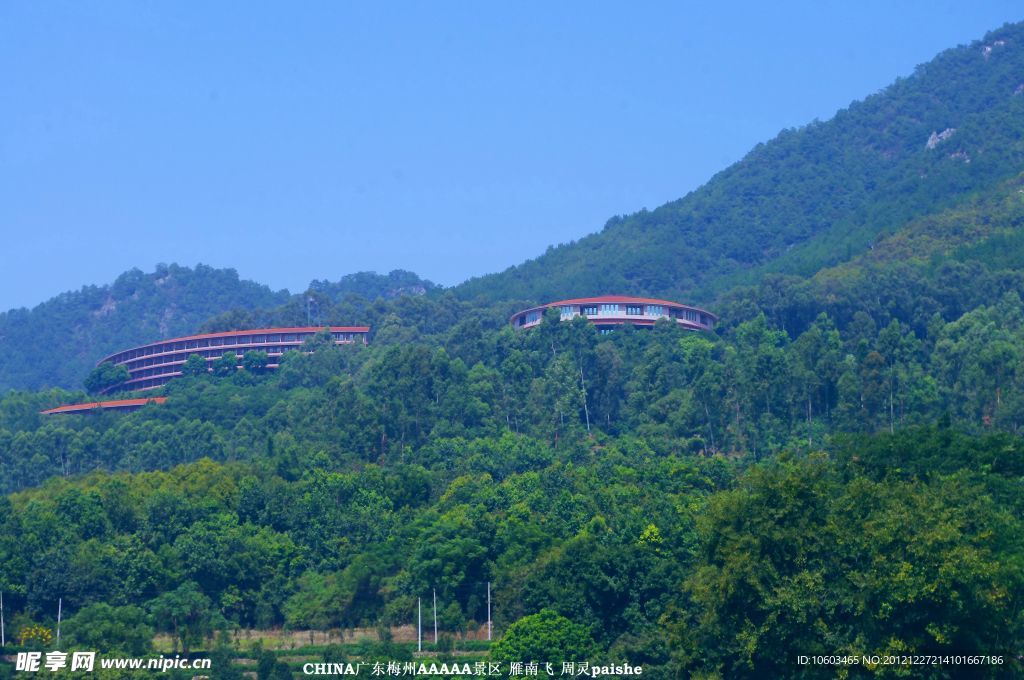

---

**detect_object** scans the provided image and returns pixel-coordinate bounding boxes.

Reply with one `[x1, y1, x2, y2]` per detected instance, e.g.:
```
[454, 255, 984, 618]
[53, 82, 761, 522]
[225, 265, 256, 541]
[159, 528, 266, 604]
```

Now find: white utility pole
[417, 598, 422, 652]
[433, 589, 437, 643]
[56, 598, 62, 645]
[487, 582, 492, 641]
[1, 590, 5, 647]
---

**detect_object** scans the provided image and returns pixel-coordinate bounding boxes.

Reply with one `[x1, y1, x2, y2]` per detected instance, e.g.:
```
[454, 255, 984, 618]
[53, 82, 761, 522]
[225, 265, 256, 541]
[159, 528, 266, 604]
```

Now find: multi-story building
[510, 296, 716, 332]
[95, 326, 369, 394]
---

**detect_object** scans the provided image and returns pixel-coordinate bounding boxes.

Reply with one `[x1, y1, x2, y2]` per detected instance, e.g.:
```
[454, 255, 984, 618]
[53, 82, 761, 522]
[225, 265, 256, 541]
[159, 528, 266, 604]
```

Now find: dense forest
[2, 313, 1023, 676]
[3, 20, 1024, 680]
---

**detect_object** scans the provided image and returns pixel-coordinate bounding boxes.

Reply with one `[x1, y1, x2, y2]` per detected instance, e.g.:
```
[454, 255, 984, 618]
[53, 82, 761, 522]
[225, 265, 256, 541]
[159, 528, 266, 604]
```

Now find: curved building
[96, 326, 369, 394]
[510, 296, 716, 332]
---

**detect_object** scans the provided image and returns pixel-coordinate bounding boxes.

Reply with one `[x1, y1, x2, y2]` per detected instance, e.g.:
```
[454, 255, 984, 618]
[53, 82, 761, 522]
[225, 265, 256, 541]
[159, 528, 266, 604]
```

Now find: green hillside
[713, 171, 1024, 339]
[308, 269, 438, 302]
[2, 312, 1023, 676]
[5, 20, 1024, 679]
[456, 22, 1024, 305]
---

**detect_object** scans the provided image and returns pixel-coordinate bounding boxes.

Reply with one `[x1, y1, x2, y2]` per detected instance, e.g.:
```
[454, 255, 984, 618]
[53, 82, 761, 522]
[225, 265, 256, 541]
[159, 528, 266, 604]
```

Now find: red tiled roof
[547, 296, 695, 307]
[512, 296, 717, 321]
[41, 397, 167, 415]
[99, 326, 370, 364]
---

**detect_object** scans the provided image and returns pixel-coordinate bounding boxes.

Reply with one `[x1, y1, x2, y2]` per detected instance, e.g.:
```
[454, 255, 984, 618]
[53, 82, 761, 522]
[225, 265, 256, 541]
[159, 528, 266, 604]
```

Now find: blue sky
[1, 2, 1020, 311]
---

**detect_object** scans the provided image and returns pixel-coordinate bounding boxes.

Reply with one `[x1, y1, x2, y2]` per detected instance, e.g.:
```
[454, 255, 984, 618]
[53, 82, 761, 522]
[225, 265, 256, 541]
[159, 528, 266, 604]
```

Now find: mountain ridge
[454, 21, 1024, 304]
[7, 21, 1024, 390]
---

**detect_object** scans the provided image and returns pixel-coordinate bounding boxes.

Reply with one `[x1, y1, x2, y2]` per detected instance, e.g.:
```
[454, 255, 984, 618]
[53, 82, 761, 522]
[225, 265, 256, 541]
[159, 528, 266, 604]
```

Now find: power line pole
[56, 598, 62, 645]
[433, 589, 437, 644]
[417, 598, 422, 653]
[580, 365, 591, 433]
[1, 590, 5, 647]
[487, 582, 492, 641]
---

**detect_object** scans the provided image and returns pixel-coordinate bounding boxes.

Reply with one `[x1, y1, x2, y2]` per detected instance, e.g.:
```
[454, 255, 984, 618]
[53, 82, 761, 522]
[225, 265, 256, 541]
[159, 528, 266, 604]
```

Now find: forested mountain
[195, 269, 440, 336]
[2, 322, 1022, 676]
[4, 20, 1024, 679]
[456, 22, 1024, 304]
[713, 170, 1024, 340]
[308, 269, 438, 302]
[9, 25, 1024, 392]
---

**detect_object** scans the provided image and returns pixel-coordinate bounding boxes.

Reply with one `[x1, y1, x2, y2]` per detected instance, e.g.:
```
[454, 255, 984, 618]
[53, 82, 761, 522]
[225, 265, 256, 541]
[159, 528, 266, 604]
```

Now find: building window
[626, 305, 642, 315]
[581, 305, 598, 315]
[560, 305, 575, 319]
[600, 303, 618, 315]
[646, 305, 664, 317]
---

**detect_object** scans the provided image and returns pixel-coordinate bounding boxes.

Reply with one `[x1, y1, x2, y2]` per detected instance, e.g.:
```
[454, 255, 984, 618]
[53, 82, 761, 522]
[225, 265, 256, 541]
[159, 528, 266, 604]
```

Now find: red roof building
[95, 326, 369, 394]
[42, 397, 168, 415]
[510, 296, 716, 332]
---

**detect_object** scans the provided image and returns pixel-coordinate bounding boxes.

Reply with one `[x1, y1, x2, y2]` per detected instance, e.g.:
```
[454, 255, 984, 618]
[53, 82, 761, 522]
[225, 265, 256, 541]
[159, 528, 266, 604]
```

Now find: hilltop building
[510, 296, 716, 332]
[94, 326, 369, 394]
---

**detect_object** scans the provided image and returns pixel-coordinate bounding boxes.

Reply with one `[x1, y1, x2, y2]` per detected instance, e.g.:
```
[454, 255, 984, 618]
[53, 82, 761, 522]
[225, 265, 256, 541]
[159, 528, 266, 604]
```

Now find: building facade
[96, 326, 369, 394]
[510, 296, 716, 332]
